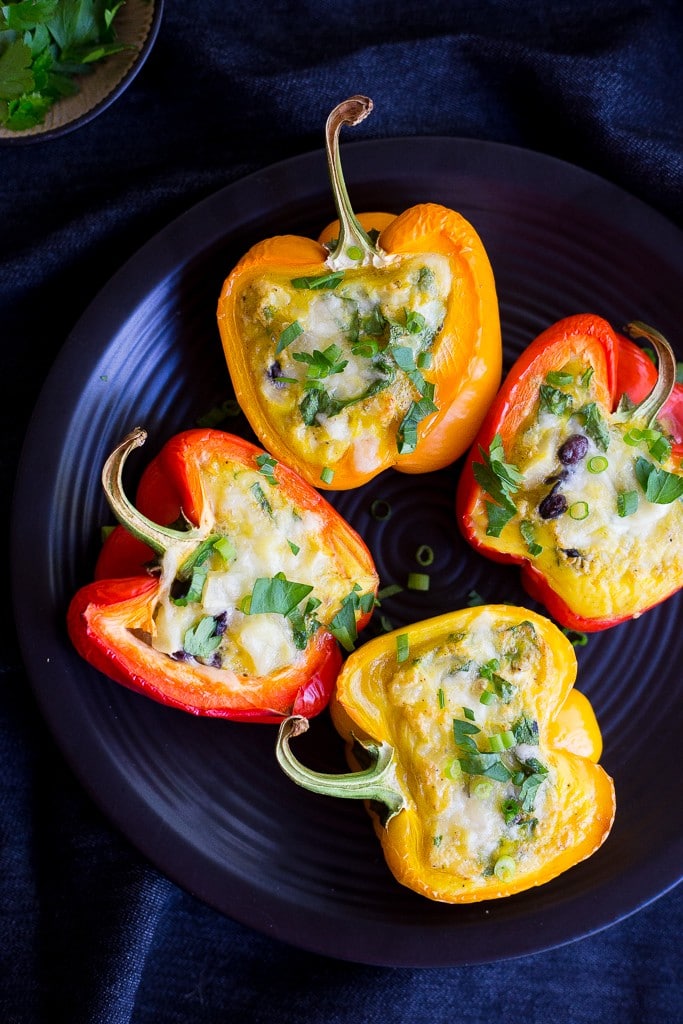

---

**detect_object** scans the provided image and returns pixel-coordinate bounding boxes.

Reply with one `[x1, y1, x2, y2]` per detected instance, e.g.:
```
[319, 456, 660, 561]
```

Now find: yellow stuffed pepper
[277, 604, 615, 903]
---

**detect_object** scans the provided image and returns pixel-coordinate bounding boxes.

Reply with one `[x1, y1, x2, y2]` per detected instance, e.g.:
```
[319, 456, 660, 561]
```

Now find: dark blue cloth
[2, 1, 682, 1020]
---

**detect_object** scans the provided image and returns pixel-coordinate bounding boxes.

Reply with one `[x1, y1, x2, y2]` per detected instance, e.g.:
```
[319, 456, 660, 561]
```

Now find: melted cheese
[380, 614, 554, 879]
[472, 360, 683, 619]
[239, 254, 451, 464]
[150, 458, 374, 677]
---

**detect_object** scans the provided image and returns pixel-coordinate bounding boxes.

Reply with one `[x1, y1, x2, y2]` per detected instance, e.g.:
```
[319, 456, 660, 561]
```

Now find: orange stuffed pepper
[217, 96, 501, 490]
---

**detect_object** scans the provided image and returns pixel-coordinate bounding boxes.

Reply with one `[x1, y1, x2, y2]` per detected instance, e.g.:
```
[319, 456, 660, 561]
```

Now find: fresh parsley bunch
[0, 0, 129, 131]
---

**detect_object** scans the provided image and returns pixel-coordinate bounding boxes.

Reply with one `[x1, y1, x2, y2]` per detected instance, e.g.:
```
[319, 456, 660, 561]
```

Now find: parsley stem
[324, 97, 385, 269]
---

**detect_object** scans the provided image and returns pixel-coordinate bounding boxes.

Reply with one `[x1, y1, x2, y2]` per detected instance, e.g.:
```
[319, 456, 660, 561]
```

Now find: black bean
[544, 469, 570, 484]
[558, 434, 589, 465]
[267, 361, 285, 384]
[539, 492, 568, 519]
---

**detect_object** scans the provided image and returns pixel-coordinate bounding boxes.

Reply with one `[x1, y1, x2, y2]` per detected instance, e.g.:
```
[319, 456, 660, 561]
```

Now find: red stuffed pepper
[68, 428, 379, 722]
[456, 315, 683, 631]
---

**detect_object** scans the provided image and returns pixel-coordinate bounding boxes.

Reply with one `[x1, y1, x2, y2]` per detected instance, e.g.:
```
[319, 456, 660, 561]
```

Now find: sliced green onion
[370, 499, 392, 521]
[437, 687, 445, 709]
[479, 689, 496, 706]
[396, 633, 410, 663]
[471, 779, 494, 800]
[562, 627, 589, 648]
[214, 536, 236, 561]
[493, 855, 516, 882]
[623, 428, 643, 446]
[415, 544, 434, 566]
[587, 455, 608, 474]
[407, 572, 430, 591]
[377, 583, 403, 601]
[569, 500, 589, 520]
[346, 245, 363, 261]
[320, 466, 335, 484]
[488, 730, 515, 753]
[444, 758, 462, 782]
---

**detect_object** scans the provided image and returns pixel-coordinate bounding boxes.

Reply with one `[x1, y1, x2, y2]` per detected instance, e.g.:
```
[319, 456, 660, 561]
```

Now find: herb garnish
[0, 0, 130, 131]
[634, 456, 683, 504]
[472, 434, 523, 537]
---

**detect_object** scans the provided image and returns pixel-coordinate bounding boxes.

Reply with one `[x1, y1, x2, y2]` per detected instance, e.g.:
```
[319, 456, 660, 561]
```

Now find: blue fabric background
[2, 1, 682, 1020]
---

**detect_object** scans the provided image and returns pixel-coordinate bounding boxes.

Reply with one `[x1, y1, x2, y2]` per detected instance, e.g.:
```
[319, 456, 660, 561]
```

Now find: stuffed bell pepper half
[277, 604, 615, 902]
[456, 315, 683, 631]
[217, 96, 501, 490]
[67, 428, 378, 722]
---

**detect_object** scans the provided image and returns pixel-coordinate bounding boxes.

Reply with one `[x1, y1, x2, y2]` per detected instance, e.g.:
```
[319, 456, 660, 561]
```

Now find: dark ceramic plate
[11, 138, 683, 966]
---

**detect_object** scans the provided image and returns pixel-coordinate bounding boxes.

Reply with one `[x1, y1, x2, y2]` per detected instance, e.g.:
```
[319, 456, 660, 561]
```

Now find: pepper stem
[324, 96, 383, 269]
[102, 427, 208, 570]
[615, 321, 676, 427]
[276, 715, 405, 823]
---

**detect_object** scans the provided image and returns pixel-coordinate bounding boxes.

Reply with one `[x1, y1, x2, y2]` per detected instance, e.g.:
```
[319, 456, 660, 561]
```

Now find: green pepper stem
[101, 427, 207, 572]
[276, 715, 404, 822]
[615, 321, 676, 427]
[324, 96, 383, 269]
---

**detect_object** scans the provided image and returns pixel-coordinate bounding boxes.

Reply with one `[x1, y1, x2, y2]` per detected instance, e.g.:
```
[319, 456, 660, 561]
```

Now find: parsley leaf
[248, 575, 314, 618]
[0, 39, 34, 99]
[472, 434, 523, 537]
[578, 402, 610, 451]
[183, 616, 222, 660]
[290, 271, 345, 290]
[634, 456, 683, 504]
[539, 384, 573, 417]
[0, 0, 128, 130]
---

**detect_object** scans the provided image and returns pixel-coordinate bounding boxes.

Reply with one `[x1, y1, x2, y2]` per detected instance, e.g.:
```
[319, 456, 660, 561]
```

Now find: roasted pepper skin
[279, 605, 615, 903]
[68, 429, 378, 723]
[216, 203, 501, 490]
[456, 314, 683, 632]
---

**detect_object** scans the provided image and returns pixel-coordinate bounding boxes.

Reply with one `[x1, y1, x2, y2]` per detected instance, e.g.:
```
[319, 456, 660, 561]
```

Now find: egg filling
[148, 454, 376, 677]
[237, 254, 451, 470]
[470, 357, 683, 619]
[352, 610, 571, 882]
